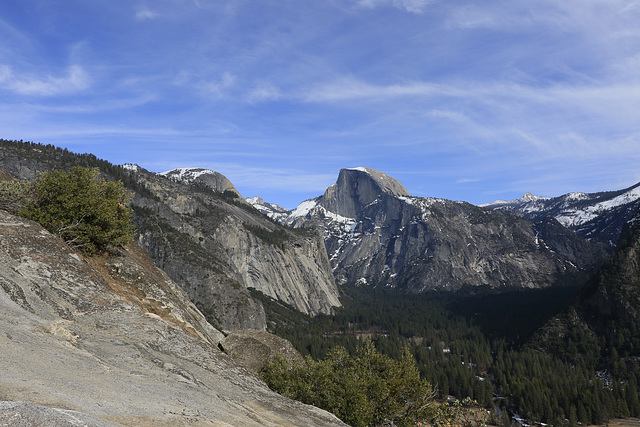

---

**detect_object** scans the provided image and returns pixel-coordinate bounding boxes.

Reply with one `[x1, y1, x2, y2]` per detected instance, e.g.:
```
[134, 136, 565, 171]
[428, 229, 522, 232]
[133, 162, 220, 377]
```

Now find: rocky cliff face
[0, 209, 344, 426]
[287, 167, 607, 291]
[321, 167, 410, 218]
[128, 166, 340, 332]
[0, 140, 341, 332]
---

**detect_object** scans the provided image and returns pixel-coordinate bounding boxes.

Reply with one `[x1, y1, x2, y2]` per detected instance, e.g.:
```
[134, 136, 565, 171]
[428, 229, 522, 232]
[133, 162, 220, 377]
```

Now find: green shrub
[0, 179, 36, 213]
[261, 340, 442, 427]
[20, 167, 134, 255]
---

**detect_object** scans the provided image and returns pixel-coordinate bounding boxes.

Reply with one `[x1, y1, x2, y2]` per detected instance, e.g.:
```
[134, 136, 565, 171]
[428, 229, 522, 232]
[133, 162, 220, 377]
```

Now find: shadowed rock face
[0, 210, 345, 426]
[577, 211, 640, 334]
[530, 210, 640, 367]
[322, 167, 410, 219]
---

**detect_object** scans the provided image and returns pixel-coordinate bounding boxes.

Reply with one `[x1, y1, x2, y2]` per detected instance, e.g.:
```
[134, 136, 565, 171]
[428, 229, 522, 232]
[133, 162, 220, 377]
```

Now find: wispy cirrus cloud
[298, 76, 460, 102]
[246, 83, 282, 103]
[299, 74, 640, 116]
[353, 0, 435, 14]
[0, 64, 90, 96]
[135, 6, 158, 21]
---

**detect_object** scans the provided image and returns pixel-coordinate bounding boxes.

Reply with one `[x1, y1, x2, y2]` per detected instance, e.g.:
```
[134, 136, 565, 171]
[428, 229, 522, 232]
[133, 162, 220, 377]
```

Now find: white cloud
[301, 75, 640, 121]
[393, 0, 434, 14]
[424, 109, 468, 122]
[200, 72, 237, 99]
[135, 7, 158, 21]
[353, 0, 434, 14]
[299, 76, 459, 102]
[456, 177, 481, 184]
[447, 6, 504, 29]
[0, 65, 90, 96]
[355, 0, 388, 10]
[246, 83, 282, 103]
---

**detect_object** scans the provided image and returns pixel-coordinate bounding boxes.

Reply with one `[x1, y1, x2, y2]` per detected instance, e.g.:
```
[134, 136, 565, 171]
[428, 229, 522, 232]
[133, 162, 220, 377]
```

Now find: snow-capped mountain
[480, 192, 549, 209]
[246, 196, 290, 222]
[160, 167, 245, 200]
[280, 167, 606, 291]
[160, 167, 216, 182]
[482, 182, 640, 247]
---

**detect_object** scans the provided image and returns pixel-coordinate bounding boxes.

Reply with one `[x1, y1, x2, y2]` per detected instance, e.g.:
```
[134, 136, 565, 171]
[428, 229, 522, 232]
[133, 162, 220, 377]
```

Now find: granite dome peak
[321, 167, 410, 219]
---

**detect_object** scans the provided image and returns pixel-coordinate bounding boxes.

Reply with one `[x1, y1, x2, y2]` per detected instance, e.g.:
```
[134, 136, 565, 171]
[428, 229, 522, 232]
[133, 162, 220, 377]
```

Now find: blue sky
[1, 1, 640, 209]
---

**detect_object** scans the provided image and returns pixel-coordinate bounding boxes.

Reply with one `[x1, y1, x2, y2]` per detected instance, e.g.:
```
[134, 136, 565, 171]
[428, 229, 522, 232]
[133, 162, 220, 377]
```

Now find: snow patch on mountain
[160, 167, 212, 182]
[482, 181, 640, 247]
[246, 196, 289, 221]
[121, 163, 140, 172]
[481, 192, 549, 208]
[556, 186, 640, 227]
[320, 208, 358, 233]
[289, 199, 319, 219]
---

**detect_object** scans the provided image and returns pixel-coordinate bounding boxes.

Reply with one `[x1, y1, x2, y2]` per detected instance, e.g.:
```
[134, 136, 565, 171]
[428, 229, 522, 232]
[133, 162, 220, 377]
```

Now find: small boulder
[220, 330, 303, 373]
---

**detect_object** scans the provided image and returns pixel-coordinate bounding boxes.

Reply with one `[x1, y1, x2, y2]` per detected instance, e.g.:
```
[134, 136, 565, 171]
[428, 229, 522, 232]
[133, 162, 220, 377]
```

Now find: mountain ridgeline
[481, 183, 640, 248]
[277, 167, 608, 292]
[2, 138, 635, 324]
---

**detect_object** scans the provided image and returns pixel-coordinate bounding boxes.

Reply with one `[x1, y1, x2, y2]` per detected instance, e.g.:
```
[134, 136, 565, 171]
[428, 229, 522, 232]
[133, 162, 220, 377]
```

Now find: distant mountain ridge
[2, 138, 634, 307]
[262, 167, 607, 291]
[246, 196, 290, 222]
[482, 182, 640, 247]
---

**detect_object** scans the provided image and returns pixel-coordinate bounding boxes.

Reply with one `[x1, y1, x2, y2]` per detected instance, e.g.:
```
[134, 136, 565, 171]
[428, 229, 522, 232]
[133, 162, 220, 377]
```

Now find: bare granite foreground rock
[0, 401, 120, 427]
[0, 210, 345, 426]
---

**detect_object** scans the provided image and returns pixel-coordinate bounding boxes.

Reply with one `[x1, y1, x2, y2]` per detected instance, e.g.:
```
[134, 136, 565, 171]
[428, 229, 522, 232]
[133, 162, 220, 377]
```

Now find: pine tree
[19, 167, 133, 254]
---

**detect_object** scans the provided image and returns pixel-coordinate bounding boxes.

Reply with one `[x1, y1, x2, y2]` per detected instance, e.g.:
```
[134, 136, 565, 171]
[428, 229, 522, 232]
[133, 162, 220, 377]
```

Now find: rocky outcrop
[288, 167, 607, 291]
[220, 330, 304, 373]
[0, 209, 345, 426]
